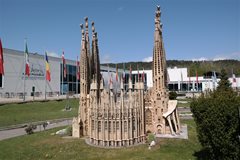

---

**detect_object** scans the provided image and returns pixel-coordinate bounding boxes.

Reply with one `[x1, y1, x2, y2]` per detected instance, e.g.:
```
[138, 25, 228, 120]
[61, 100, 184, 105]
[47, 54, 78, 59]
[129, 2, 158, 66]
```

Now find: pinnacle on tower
[85, 17, 92, 82]
[92, 21, 95, 33]
[80, 22, 90, 95]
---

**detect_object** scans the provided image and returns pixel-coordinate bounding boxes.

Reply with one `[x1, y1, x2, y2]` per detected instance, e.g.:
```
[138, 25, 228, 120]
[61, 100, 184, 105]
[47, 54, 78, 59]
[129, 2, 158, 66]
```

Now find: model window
[146, 109, 152, 125]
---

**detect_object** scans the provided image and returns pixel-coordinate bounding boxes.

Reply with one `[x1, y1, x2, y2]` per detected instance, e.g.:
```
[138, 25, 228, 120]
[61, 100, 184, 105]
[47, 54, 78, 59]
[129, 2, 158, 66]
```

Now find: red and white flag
[115, 64, 118, 82]
[25, 42, 30, 77]
[0, 39, 4, 75]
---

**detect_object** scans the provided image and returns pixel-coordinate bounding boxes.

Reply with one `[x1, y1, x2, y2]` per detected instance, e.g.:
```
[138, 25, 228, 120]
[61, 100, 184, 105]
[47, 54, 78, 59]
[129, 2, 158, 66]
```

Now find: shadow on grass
[193, 148, 211, 160]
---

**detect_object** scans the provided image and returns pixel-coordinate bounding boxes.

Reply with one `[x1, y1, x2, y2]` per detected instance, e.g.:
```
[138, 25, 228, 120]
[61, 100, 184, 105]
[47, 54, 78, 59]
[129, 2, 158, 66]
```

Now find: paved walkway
[0, 94, 79, 105]
[0, 119, 72, 141]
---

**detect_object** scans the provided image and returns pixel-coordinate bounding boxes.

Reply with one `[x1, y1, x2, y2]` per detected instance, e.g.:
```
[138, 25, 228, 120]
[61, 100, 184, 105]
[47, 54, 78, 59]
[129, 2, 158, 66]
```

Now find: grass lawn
[177, 102, 190, 108]
[0, 120, 202, 160]
[0, 99, 79, 128]
[177, 98, 192, 108]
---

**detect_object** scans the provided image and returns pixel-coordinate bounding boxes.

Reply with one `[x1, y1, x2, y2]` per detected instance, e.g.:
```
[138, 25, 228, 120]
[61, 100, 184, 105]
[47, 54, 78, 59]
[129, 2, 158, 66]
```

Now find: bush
[147, 133, 156, 143]
[169, 91, 177, 100]
[25, 124, 37, 135]
[191, 69, 240, 159]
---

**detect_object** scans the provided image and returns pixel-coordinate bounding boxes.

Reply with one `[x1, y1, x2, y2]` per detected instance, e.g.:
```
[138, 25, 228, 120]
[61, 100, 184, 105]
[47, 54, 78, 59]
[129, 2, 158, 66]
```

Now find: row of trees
[102, 59, 240, 76]
[191, 69, 240, 159]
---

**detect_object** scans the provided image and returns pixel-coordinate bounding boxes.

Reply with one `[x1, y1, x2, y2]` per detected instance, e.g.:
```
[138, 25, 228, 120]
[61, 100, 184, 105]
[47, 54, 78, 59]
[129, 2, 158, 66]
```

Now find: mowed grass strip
[0, 120, 201, 160]
[0, 99, 79, 127]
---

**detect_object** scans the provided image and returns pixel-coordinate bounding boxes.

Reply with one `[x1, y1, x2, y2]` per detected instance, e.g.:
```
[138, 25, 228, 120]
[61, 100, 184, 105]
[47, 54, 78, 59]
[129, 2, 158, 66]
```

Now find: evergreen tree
[217, 69, 231, 91]
[191, 69, 240, 159]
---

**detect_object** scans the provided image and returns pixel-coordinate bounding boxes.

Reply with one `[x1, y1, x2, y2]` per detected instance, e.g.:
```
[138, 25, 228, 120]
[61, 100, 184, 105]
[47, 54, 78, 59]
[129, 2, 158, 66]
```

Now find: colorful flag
[122, 63, 125, 81]
[232, 68, 236, 83]
[107, 64, 110, 85]
[116, 64, 118, 82]
[213, 71, 217, 82]
[137, 64, 139, 82]
[0, 39, 4, 75]
[129, 64, 132, 81]
[76, 56, 80, 80]
[232, 73, 236, 83]
[110, 73, 113, 86]
[62, 52, 67, 78]
[25, 42, 30, 77]
[45, 52, 51, 81]
[212, 71, 217, 89]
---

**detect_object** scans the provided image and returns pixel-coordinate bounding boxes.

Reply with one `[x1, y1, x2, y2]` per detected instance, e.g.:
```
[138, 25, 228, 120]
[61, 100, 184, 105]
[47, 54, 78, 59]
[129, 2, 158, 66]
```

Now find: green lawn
[177, 102, 190, 108]
[177, 98, 192, 108]
[0, 120, 202, 160]
[0, 99, 79, 128]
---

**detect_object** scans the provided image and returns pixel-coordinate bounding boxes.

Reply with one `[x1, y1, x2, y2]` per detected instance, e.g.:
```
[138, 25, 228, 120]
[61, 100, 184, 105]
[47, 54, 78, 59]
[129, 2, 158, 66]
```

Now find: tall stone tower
[145, 6, 170, 134]
[153, 6, 168, 93]
[152, 5, 169, 133]
[73, 19, 101, 138]
[79, 23, 90, 136]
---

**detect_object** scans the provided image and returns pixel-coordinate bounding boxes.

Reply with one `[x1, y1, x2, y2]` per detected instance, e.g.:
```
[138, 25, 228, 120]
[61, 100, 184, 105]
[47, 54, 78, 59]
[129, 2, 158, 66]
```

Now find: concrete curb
[0, 117, 73, 131]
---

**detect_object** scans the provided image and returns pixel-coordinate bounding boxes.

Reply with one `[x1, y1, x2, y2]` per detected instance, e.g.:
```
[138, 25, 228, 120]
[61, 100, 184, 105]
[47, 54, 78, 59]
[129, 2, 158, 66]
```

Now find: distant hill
[102, 59, 240, 77]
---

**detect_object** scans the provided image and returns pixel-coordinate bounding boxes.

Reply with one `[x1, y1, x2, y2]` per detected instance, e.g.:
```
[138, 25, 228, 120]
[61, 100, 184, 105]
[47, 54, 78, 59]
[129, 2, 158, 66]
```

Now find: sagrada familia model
[72, 6, 180, 147]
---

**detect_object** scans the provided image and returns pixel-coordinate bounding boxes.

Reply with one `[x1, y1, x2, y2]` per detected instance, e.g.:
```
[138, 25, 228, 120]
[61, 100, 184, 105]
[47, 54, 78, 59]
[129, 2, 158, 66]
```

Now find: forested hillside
[102, 60, 240, 77]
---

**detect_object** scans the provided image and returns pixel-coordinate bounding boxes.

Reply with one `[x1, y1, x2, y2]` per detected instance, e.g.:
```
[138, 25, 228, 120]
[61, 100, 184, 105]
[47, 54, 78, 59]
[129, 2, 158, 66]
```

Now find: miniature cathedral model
[72, 6, 180, 147]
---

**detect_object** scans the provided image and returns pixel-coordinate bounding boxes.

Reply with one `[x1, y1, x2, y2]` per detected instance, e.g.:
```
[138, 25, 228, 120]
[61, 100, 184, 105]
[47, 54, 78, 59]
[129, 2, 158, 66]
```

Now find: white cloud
[192, 57, 208, 61]
[191, 52, 240, 61]
[213, 52, 240, 61]
[213, 56, 227, 61]
[46, 51, 60, 58]
[142, 56, 152, 62]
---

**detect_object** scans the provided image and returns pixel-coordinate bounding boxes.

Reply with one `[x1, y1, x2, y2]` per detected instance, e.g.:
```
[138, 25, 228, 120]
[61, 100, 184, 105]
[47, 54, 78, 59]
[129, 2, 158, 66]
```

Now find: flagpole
[23, 39, 26, 102]
[62, 53, 64, 95]
[44, 52, 47, 100]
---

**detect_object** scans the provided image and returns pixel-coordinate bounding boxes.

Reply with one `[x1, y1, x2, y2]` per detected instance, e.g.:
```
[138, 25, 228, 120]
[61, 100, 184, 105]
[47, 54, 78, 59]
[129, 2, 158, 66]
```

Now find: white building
[0, 48, 124, 98]
[133, 67, 240, 92]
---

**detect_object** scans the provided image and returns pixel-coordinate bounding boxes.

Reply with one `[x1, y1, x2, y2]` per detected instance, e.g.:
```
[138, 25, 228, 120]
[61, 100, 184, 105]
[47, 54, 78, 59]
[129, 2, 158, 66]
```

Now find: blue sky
[0, 0, 239, 63]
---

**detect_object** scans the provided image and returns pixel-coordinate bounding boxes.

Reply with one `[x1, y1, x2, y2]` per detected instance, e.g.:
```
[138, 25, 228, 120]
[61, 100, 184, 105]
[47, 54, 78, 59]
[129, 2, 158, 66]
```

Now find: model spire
[91, 22, 101, 100]
[153, 5, 167, 92]
[80, 23, 90, 95]
[85, 17, 92, 82]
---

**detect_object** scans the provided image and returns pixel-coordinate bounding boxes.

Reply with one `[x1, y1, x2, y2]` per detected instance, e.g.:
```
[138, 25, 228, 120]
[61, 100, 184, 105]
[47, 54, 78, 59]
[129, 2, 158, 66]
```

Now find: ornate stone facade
[72, 17, 145, 147]
[89, 78, 145, 147]
[73, 6, 181, 147]
[145, 6, 180, 135]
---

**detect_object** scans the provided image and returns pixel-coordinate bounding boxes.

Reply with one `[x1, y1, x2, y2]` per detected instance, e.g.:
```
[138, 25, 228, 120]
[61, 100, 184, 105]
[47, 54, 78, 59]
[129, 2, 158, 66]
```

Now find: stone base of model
[85, 136, 146, 148]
